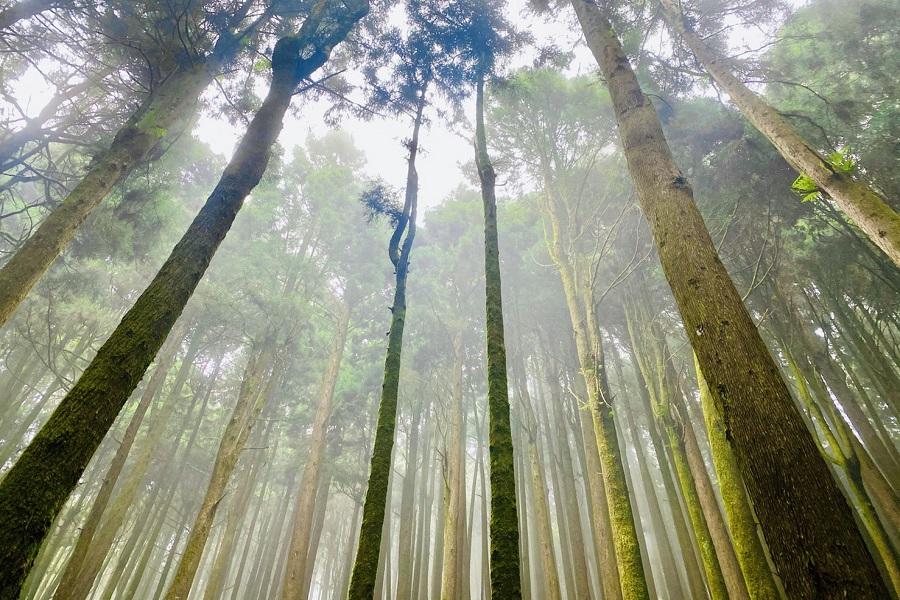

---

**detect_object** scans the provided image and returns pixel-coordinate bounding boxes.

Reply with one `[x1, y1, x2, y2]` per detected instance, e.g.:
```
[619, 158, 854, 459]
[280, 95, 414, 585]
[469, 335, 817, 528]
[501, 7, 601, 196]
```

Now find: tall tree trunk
[657, 0, 900, 266]
[517, 370, 562, 600]
[203, 428, 268, 600]
[0, 0, 56, 29]
[579, 400, 623, 600]
[570, 1, 887, 596]
[442, 333, 469, 600]
[348, 91, 421, 599]
[0, 5, 368, 594]
[165, 339, 278, 600]
[54, 324, 186, 595]
[541, 172, 646, 597]
[281, 298, 351, 599]
[0, 47, 228, 326]
[300, 469, 333, 599]
[621, 396, 686, 600]
[59, 349, 216, 600]
[620, 326, 708, 600]
[474, 66, 522, 599]
[396, 404, 423, 600]
[541, 363, 592, 599]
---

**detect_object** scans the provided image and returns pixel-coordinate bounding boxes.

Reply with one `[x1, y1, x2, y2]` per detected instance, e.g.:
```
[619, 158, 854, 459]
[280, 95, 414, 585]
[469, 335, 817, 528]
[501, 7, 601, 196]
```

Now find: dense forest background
[0, 0, 897, 599]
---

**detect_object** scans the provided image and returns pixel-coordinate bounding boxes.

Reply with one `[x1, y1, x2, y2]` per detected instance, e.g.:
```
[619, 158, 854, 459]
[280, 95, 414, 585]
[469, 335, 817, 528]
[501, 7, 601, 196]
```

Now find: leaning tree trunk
[0, 4, 368, 594]
[281, 298, 350, 599]
[657, 0, 900, 266]
[348, 94, 422, 600]
[0, 0, 56, 29]
[164, 339, 278, 600]
[693, 353, 788, 600]
[0, 43, 235, 327]
[53, 325, 186, 596]
[570, 0, 887, 597]
[474, 66, 522, 599]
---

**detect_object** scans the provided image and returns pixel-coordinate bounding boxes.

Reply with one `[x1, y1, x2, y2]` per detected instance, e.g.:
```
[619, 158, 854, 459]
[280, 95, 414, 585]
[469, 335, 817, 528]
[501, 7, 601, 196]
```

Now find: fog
[0, 0, 897, 599]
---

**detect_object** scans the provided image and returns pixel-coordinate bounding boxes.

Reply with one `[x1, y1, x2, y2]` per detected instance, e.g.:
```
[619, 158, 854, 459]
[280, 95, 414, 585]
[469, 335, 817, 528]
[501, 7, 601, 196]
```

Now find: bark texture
[658, 0, 900, 266]
[348, 94, 421, 600]
[0, 4, 367, 595]
[571, 0, 888, 597]
[474, 70, 522, 599]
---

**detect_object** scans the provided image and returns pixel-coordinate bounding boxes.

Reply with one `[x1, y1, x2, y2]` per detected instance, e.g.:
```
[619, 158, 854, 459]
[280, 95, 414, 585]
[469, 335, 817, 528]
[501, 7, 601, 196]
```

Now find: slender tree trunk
[541, 363, 592, 599]
[54, 325, 185, 595]
[347, 91, 421, 599]
[165, 341, 278, 599]
[621, 397, 685, 600]
[785, 349, 900, 594]
[442, 334, 469, 600]
[281, 299, 351, 599]
[623, 333, 707, 600]
[203, 444, 265, 600]
[570, 1, 887, 596]
[676, 392, 751, 600]
[657, 0, 900, 265]
[0, 7, 368, 594]
[301, 470, 333, 599]
[396, 405, 423, 600]
[474, 67, 522, 599]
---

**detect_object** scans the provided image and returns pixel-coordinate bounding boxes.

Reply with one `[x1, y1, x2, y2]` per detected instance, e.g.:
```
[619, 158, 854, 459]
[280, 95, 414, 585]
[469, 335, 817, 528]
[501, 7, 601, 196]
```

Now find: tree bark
[474, 67, 522, 599]
[0, 5, 367, 594]
[53, 324, 186, 596]
[570, 0, 887, 596]
[657, 0, 900, 266]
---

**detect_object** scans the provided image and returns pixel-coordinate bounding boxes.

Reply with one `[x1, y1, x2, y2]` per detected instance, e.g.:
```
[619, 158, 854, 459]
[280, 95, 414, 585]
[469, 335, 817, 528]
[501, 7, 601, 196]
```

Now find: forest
[0, 0, 897, 598]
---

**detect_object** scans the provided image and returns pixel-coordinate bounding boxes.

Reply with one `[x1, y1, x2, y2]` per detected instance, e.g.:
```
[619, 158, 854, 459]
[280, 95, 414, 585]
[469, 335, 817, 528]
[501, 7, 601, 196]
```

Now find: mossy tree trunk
[348, 92, 422, 600]
[783, 347, 900, 594]
[0, 3, 368, 594]
[53, 324, 187, 596]
[570, 0, 887, 596]
[625, 299, 748, 600]
[540, 179, 647, 597]
[0, 32, 248, 327]
[474, 67, 522, 599]
[658, 0, 900, 266]
[694, 354, 782, 600]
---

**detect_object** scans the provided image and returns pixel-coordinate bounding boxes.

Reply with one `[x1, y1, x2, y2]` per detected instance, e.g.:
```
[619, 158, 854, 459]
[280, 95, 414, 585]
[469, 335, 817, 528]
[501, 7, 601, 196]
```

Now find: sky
[5, 0, 794, 213]
[194, 0, 595, 212]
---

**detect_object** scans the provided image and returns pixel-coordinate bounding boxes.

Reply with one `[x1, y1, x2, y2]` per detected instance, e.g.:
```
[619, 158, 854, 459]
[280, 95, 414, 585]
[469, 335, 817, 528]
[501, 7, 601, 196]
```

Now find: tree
[656, 0, 900, 265]
[0, 2, 368, 595]
[564, 0, 888, 596]
[0, 0, 271, 326]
